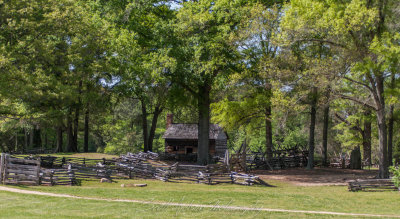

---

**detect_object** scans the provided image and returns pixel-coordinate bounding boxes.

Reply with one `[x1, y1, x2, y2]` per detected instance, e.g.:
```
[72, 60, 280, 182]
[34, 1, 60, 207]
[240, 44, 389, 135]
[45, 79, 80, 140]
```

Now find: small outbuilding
[162, 114, 228, 156]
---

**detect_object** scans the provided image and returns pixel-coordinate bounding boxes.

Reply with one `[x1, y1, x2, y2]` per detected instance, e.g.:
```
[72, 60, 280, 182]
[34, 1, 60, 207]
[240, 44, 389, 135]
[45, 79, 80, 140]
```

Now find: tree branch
[0, 116, 21, 120]
[335, 93, 377, 111]
[334, 113, 363, 134]
[365, 71, 380, 105]
[294, 39, 347, 49]
[175, 80, 198, 96]
[343, 76, 373, 92]
[233, 110, 265, 127]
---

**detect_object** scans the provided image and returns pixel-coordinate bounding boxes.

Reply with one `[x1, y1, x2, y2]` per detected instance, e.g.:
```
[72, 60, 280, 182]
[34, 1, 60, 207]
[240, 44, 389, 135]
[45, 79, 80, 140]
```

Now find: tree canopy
[0, 0, 399, 177]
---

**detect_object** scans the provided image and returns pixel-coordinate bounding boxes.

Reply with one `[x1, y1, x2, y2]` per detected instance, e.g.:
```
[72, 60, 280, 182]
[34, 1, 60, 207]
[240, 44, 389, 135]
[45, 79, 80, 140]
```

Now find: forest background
[1, 0, 399, 178]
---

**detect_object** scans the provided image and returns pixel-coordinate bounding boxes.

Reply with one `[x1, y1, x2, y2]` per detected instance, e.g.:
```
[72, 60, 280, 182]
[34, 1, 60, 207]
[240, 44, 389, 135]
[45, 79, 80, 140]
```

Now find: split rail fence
[0, 153, 116, 186]
[0, 153, 41, 185]
[0, 152, 272, 187]
[348, 179, 397, 192]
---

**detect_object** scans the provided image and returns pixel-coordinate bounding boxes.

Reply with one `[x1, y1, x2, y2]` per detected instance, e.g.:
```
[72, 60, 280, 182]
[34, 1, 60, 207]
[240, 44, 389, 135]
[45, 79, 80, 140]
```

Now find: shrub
[389, 164, 400, 189]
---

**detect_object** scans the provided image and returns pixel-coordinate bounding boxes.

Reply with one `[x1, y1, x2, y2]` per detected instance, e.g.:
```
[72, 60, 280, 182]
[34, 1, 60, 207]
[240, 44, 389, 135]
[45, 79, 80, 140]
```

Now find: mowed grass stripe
[16, 179, 400, 215]
[1, 186, 399, 218]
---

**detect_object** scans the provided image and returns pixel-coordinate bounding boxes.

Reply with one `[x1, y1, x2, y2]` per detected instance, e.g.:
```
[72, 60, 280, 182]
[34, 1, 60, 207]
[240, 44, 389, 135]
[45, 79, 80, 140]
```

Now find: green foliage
[0, 0, 399, 162]
[281, 127, 308, 149]
[389, 164, 400, 188]
[0, 0, 111, 151]
[168, 0, 246, 95]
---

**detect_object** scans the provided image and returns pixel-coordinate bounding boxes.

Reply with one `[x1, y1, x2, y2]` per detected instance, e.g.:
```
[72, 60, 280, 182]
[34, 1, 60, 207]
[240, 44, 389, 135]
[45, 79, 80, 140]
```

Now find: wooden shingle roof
[162, 123, 227, 140]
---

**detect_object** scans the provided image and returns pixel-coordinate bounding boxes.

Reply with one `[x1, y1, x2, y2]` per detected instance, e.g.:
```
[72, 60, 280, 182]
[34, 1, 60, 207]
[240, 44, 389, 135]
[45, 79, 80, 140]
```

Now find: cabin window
[186, 147, 193, 154]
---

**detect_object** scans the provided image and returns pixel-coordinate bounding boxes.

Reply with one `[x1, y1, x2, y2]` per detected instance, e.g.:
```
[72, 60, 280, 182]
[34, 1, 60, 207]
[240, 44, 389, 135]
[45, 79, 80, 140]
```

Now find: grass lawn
[0, 190, 377, 219]
[4, 179, 399, 218]
[3, 153, 399, 218]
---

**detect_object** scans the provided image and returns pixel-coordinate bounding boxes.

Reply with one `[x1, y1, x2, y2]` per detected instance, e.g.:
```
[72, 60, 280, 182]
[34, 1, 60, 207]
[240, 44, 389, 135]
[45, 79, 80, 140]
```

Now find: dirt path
[0, 186, 398, 218]
[253, 168, 378, 186]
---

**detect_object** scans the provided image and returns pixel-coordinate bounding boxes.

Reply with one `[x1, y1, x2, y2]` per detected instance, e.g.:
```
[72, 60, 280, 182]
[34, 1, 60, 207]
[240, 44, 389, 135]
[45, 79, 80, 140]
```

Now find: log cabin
[162, 114, 228, 157]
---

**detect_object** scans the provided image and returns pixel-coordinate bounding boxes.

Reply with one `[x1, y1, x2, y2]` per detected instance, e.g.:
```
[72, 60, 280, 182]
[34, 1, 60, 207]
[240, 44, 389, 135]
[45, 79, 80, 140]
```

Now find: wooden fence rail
[10, 155, 116, 168]
[40, 164, 116, 186]
[348, 179, 397, 192]
[41, 168, 76, 186]
[1, 152, 272, 187]
[0, 153, 41, 185]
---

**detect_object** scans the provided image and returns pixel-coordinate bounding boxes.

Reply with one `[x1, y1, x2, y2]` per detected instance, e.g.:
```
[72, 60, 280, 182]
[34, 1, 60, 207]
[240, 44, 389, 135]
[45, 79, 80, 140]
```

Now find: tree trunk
[388, 73, 395, 166]
[141, 99, 149, 152]
[44, 132, 48, 149]
[73, 109, 79, 152]
[73, 80, 82, 152]
[29, 127, 34, 148]
[148, 106, 163, 152]
[322, 90, 330, 167]
[377, 108, 388, 178]
[265, 107, 273, 161]
[242, 138, 247, 172]
[388, 104, 394, 166]
[23, 128, 28, 153]
[350, 146, 362, 169]
[56, 126, 63, 152]
[265, 83, 273, 161]
[33, 125, 41, 148]
[375, 76, 389, 178]
[307, 87, 317, 170]
[67, 110, 74, 152]
[197, 85, 211, 165]
[15, 132, 18, 152]
[363, 109, 372, 166]
[84, 106, 89, 153]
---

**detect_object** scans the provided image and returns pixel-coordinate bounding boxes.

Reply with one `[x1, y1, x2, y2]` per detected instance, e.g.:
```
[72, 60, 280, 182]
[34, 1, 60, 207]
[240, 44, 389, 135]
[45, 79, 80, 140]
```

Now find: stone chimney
[166, 114, 173, 129]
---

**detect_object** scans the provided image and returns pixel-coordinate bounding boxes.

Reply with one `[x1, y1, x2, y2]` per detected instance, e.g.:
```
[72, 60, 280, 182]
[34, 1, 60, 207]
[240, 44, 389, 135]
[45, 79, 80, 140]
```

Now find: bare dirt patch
[251, 168, 378, 186]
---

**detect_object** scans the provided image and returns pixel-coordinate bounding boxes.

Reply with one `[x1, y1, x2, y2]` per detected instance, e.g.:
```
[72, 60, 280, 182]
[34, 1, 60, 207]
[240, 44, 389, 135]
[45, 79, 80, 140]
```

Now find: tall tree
[0, 0, 110, 153]
[212, 2, 285, 162]
[321, 88, 331, 166]
[283, 0, 400, 178]
[98, 0, 175, 152]
[169, 0, 244, 164]
[306, 86, 317, 169]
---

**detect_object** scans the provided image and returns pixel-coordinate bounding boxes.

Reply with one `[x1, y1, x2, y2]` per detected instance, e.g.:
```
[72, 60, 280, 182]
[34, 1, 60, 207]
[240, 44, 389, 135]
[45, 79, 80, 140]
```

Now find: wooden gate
[0, 153, 41, 185]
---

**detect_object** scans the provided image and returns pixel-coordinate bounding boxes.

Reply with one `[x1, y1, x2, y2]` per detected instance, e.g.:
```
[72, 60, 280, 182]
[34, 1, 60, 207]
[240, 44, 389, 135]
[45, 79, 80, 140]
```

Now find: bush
[281, 127, 308, 149]
[389, 164, 400, 189]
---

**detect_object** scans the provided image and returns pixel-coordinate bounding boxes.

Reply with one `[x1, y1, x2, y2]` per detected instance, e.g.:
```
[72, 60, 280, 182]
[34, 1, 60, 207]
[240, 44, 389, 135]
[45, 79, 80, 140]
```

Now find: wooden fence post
[2, 154, 8, 185]
[67, 164, 74, 185]
[50, 170, 54, 186]
[0, 153, 4, 184]
[36, 158, 41, 185]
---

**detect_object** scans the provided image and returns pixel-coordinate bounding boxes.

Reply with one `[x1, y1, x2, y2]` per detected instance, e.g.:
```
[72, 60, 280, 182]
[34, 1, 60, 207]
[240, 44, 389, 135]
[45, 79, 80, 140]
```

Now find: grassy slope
[8, 179, 400, 216]
[0, 191, 368, 219]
